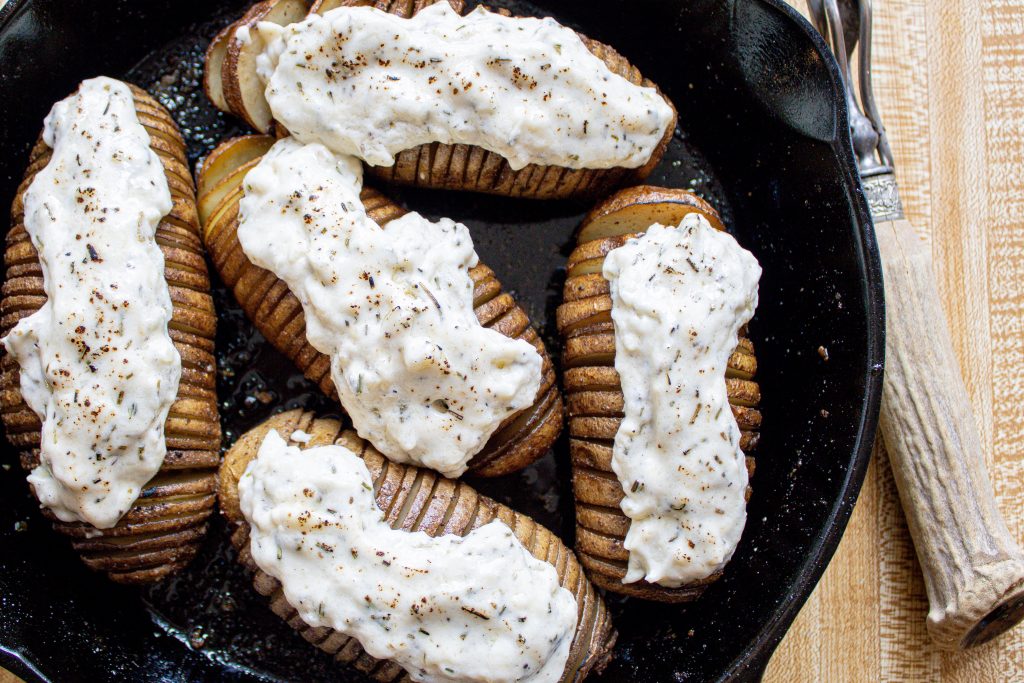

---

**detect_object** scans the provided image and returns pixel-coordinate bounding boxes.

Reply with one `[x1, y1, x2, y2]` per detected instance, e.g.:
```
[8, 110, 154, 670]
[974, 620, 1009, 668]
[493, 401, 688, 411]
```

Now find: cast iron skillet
[0, 0, 884, 680]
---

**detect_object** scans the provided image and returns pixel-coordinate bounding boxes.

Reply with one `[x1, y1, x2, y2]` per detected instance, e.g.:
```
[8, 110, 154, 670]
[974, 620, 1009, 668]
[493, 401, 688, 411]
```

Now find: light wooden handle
[876, 216, 1024, 649]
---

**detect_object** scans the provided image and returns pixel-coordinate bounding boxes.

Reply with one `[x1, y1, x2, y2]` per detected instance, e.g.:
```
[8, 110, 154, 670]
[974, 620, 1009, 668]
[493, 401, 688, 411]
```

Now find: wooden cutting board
[1, 1, 1021, 683]
[766, 0, 1024, 680]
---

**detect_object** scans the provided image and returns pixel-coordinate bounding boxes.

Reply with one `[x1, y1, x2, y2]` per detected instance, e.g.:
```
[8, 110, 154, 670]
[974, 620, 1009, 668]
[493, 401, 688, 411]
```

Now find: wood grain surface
[766, 0, 1024, 680]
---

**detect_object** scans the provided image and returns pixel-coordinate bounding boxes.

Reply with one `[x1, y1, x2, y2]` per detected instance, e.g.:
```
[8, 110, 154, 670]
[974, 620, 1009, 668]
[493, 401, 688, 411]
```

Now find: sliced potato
[555, 186, 762, 602]
[309, 0, 349, 13]
[205, 0, 274, 115]
[198, 131, 274, 199]
[367, 32, 674, 200]
[222, 0, 309, 133]
[310, 0, 467, 16]
[206, 0, 674, 200]
[203, 23, 234, 111]
[220, 409, 616, 682]
[0, 84, 221, 584]
[575, 185, 726, 243]
[197, 152, 266, 227]
[198, 135, 563, 477]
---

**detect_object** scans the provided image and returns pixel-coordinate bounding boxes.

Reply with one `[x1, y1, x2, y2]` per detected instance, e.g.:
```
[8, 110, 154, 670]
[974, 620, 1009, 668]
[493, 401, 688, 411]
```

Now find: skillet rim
[716, 1, 883, 678]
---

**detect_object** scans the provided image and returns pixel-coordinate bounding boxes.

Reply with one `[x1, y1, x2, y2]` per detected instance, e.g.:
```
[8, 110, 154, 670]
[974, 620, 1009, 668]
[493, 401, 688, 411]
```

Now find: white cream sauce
[237, 138, 541, 478]
[240, 429, 577, 683]
[603, 215, 760, 586]
[2, 77, 180, 529]
[289, 429, 313, 444]
[255, 2, 674, 170]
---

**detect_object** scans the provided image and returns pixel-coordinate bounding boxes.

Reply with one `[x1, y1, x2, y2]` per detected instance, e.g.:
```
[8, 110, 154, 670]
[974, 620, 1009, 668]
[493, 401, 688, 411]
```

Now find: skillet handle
[876, 214, 1024, 649]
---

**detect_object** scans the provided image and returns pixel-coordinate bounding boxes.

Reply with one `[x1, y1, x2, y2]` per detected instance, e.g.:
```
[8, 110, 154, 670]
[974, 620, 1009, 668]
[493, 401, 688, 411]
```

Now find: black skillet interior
[0, 0, 883, 681]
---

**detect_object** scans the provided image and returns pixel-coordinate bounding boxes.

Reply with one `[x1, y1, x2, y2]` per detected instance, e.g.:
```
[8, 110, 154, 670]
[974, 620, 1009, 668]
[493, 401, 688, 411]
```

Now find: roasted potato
[198, 135, 563, 476]
[555, 186, 761, 602]
[221, 0, 310, 133]
[219, 408, 616, 682]
[0, 84, 221, 584]
[204, 0, 676, 200]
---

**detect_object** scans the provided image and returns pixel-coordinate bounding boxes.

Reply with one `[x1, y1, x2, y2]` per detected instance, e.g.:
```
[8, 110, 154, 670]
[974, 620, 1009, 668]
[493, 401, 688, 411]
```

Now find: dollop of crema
[2, 77, 180, 529]
[237, 138, 541, 477]
[255, 2, 674, 170]
[603, 215, 761, 586]
[240, 430, 577, 683]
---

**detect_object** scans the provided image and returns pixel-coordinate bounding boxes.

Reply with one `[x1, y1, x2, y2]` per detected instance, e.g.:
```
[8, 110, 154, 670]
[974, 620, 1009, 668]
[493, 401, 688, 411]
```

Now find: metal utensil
[808, 0, 1024, 650]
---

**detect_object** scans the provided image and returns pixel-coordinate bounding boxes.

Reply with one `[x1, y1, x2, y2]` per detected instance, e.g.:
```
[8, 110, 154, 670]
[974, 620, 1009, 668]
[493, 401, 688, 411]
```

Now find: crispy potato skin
[313, 0, 463, 17]
[0, 85, 221, 584]
[198, 135, 563, 476]
[222, 0, 310, 132]
[204, 0, 676, 200]
[555, 186, 762, 602]
[220, 409, 616, 682]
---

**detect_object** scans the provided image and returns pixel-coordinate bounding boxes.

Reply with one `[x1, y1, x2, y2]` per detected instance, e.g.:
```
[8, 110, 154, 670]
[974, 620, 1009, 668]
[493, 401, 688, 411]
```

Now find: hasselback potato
[204, 0, 676, 200]
[219, 408, 616, 681]
[555, 186, 761, 602]
[197, 134, 563, 476]
[0, 83, 221, 584]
